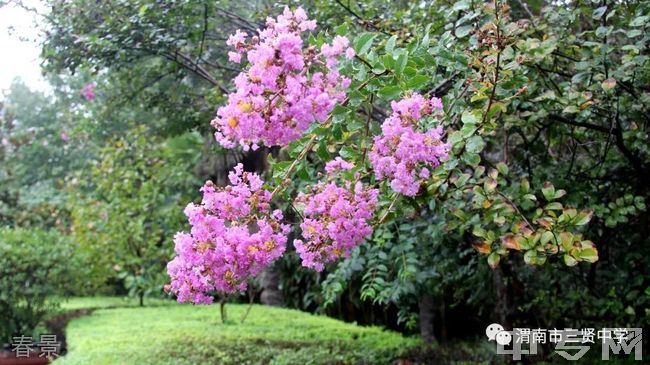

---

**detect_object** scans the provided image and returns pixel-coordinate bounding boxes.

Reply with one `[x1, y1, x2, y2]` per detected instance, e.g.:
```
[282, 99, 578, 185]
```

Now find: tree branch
[548, 114, 610, 133]
[334, 0, 391, 36]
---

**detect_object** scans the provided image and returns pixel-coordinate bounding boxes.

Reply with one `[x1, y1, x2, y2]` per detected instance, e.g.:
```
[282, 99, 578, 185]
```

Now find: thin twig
[360, 94, 375, 165]
[497, 191, 533, 229]
[240, 289, 255, 324]
[196, 3, 209, 63]
[334, 0, 391, 36]
[377, 195, 399, 225]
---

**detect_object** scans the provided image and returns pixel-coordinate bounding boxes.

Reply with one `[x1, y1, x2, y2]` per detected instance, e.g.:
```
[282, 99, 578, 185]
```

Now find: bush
[0, 227, 83, 345]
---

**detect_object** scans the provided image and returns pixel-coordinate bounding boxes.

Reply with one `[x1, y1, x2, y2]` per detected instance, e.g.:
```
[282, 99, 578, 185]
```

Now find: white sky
[0, 0, 49, 93]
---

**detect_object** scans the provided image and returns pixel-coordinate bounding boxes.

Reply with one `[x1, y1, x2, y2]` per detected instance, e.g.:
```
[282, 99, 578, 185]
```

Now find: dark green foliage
[249, 0, 650, 341]
[68, 126, 202, 304]
[0, 228, 86, 344]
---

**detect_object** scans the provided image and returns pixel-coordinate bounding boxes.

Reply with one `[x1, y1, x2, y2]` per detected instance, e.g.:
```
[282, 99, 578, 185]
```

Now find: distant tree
[69, 126, 202, 305]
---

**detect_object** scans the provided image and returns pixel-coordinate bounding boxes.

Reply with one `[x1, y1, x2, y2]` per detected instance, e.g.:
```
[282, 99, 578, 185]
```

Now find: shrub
[0, 227, 82, 344]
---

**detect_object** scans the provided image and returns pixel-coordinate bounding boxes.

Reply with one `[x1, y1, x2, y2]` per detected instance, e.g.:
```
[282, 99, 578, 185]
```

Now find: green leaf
[406, 74, 429, 89]
[592, 6, 607, 19]
[521, 179, 530, 193]
[578, 248, 599, 263]
[317, 143, 330, 161]
[540, 231, 554, 245]
[335, 23, 348, 36]
[559, 232, 574, 251]
[631, 15, 649, 27]
[448, 130, 463, 145]
[627, 29, 643, 38]
[487, 102, 506, 119]
[563, 105, 580, 114]
[460, 124, 478, 138]
[138, 4, 148, 17]
[339, 146, 359, 160]
[541, 181, 555, 200]
[461, 152, 481, 166]
[545, 202, 563, 211]
[272, 161, 293, 179]
[455, 172, 470, 187]
[472, 226, 487, 238]
[296, 165, 310, 180]
[332, 105, 350, 124]
[466, 136, 485, 154]
[601, 78, 616, 92]
[563, 254, 578, 266]
[287, 140, 305, 158]
[346, 118, 366, 132]
[378, 86, 402, 100]
[354, 32, 377, 55]
[383, 54, 394, 69]
[484, 178, 497, 193]
[471, 94, 488, 102]
[456, 25, 472, 38]
[385, 35, 397, 52]
[595, 26, 611, 38]
[496, 162, 509, 175]
[523, 194, 537, 201]
[487, 252, 500, 268]
[524, 250, 537, 265]
[395, 52, 408, 75]
[461, 111, 479, 125]
[453, 0, 470, 11]
[332, 104, 350, 116]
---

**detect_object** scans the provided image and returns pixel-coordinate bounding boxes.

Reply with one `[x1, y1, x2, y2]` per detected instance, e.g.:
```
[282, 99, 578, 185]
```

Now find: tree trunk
[139, 291, 144, 307]
[220, 296, 227, 323]
[259, 264, 284, 306]
[419, 293, 435, 344]
[493, 263, 515, 329]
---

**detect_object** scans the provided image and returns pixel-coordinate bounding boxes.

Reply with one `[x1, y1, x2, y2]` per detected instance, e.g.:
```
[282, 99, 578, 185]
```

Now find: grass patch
[54, 299, 419, 365]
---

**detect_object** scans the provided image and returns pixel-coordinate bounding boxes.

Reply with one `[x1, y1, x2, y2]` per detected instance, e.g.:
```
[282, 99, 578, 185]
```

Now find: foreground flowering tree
[167, 5, 597, 306]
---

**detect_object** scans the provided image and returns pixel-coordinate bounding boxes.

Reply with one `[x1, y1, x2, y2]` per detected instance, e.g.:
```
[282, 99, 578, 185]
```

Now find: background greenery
[0, 227, 86, 344]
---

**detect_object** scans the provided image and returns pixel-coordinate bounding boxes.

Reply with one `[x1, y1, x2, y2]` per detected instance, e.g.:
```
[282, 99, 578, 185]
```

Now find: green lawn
[54, 297, 420, 365]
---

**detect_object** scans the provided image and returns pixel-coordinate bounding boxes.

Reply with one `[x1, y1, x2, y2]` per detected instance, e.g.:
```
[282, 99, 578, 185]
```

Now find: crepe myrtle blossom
[293, 158, 379, 272]
[369, 94, 450, 196]
[80, 83, 95, 101]
[166, 164, 290, 303]
[211, 7, 354, 151]
[324, 156, 354, 173]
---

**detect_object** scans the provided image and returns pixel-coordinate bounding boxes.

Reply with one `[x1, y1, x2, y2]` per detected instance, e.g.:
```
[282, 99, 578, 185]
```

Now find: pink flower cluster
[166, 164, 289, 303]
[369, 94, 450, 196]
[294, 159, 378, 271]
[80, 83, 95, 101]
[211, 7, 354, 150]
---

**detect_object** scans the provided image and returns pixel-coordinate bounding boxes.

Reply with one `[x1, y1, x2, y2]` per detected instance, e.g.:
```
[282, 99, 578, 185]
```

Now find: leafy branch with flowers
[165, 4, 597, 310]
